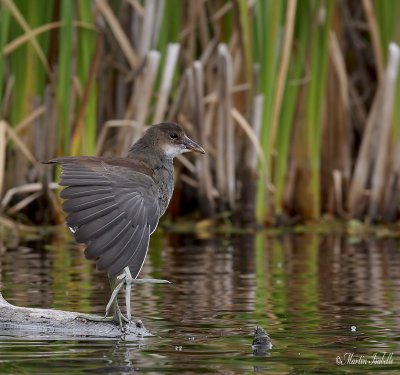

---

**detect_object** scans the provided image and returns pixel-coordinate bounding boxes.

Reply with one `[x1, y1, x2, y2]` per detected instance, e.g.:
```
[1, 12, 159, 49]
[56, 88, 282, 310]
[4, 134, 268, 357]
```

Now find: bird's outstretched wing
[47, 156, 160, 278]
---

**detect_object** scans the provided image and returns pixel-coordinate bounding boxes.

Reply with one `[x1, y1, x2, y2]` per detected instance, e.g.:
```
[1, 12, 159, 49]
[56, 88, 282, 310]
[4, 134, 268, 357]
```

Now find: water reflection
[160, 235, 256, 319]
[0, 230, 400, 373]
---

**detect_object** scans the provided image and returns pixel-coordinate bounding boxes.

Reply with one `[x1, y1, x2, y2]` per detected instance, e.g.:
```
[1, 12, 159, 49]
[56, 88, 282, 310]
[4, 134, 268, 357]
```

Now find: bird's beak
[184, 136, 206, 154]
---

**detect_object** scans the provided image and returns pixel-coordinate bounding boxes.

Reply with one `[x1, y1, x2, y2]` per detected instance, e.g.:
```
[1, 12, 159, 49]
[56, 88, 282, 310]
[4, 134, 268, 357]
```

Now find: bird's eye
[170, 133, 178, 139]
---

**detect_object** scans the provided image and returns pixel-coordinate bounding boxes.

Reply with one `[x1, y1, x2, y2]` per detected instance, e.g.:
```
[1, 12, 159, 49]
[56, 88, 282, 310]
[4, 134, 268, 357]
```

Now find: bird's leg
[124, 267, 133, 321]
[105, 274, 129, 325]
[77, 269, 171, 326]
[104, 268, 132, 322]
[105, 267, 172, 323]
[76, 275, 127, 324]
[106, 277, 124, 327]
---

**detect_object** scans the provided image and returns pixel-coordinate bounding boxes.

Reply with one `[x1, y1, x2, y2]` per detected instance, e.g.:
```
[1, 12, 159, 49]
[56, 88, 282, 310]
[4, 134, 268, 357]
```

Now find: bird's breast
[154, 166, 174, 215]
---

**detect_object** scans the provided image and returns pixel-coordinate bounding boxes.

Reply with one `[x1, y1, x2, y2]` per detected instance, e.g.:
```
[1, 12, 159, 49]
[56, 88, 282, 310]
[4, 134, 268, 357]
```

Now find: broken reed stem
[348, 86, 383, 217]
[192, 61, 214, 215]
[368, 43, 400, 220]
[128, 50, 160, 148]
[217, 44, 235, 210]
[153, 43, 180, 124]
[240, 95, 264, 223]
[362, 0, 384, 82]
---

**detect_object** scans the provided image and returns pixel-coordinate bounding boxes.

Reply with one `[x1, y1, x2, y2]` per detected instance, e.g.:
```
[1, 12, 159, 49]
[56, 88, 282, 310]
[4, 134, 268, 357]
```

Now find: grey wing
[57, 160, 160, 278]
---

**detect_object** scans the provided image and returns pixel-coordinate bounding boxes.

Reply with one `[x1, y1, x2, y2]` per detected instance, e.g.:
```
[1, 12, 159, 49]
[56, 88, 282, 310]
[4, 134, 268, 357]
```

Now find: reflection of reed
[1, 232, 400, 348]
[271, 234, 400, 318]
[316, 236, 400, 356]
[134, 235, 257, 324]
[251, 234, 400, 359]
[281, 234, 320, 314]
[1, 244, 53, 308]
[317, 236, 400, 309]
[0, 228, 99, 313]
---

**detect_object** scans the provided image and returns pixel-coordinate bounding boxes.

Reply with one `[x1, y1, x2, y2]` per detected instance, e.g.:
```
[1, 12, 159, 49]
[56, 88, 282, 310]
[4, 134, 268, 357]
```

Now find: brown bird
[45, 122, 205, 326]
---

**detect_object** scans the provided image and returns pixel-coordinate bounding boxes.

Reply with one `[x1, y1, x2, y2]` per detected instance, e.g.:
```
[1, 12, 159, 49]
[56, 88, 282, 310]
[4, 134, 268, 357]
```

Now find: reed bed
[0, 0, 399, 226]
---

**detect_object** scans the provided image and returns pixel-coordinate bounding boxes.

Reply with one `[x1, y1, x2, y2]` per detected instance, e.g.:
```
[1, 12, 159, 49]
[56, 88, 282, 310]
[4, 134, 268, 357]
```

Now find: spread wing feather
[109, 225, 151, 277]
[60, 186, 113, 199]
[62, 194, 115, 212]
[96, 225, 141, 271]
[66, 202, 119, 227]
[49, 156, 161, 277]
[85, 218, 132, 260]
[74, 211, 125, 243]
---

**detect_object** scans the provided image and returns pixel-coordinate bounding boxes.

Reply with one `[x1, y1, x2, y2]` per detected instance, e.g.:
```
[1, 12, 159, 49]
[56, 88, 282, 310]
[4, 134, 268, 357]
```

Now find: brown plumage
[45, 122, 205, 278]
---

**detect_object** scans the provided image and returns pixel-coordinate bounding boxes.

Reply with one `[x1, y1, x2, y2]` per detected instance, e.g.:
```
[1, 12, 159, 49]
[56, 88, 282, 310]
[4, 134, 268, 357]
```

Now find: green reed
[0, 6, 10, 115]
[1, 0, 400, 225]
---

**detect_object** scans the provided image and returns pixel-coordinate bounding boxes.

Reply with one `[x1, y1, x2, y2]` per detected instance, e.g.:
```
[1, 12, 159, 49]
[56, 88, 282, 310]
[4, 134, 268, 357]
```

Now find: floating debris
[252, 326, 272, 356]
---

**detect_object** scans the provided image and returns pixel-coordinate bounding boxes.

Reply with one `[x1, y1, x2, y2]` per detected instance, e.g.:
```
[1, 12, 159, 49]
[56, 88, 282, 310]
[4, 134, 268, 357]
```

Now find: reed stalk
[254, 0, 284, 222]
[5, 0, 51, 125]
[271, 0, 298, 218]
[71, 0, 98, 155]
[368, 43, 400, 219]
[303, 0, 333, 219]
[56, 0, 73, 154]
[157, 0, 180, 52]
[374, 0, 400, 137]
[0, 6, 11, 116]
[283, 0, 332, 219]
[1, 0, 400, 225]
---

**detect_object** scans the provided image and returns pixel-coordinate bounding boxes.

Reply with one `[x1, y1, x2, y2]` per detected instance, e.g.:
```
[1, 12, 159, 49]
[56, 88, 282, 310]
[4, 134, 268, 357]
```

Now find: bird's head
[144, 122, 205, 158]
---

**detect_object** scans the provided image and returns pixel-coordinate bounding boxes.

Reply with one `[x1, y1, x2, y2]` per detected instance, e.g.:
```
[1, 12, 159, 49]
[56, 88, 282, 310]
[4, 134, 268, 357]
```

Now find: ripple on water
[0, 233, 399, 373]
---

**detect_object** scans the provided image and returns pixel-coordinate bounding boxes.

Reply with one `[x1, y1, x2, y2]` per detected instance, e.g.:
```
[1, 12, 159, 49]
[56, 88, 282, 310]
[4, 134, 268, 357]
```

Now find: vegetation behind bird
[0, 0, 399, 226]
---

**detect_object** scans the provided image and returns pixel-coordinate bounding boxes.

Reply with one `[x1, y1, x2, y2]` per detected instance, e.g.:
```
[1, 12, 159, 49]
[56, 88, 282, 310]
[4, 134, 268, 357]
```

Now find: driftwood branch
[0, 293, 151, 340]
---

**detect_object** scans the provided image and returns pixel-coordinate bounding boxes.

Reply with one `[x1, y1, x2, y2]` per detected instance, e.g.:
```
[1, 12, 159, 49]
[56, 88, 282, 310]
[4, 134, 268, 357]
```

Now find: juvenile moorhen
[45, 122, 205, 326]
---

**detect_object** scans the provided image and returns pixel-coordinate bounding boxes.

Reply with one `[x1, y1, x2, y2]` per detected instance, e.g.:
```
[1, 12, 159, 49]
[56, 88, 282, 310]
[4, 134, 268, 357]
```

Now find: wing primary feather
[62, 194, 115, 212]
[150, 218, 159, 234]
[61, 170, 100, 176]
[60, 186, 112, 199]
[96, 226, 140, 271]
[74, 211, 125, 243]
[84, 219, 131, 259]
[66, 202, 118, 227]
[60, 179, 109, 186]
[95, 225, 135, 271]
[124, 197, 142, 219]
[128, 225, 151, 278]
[107, 224, 150, 277]
[130, 200, 146, 227]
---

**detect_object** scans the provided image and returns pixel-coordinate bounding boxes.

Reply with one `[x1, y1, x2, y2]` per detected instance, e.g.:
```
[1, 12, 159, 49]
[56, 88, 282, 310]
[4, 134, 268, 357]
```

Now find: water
[0, 230, 399, 374]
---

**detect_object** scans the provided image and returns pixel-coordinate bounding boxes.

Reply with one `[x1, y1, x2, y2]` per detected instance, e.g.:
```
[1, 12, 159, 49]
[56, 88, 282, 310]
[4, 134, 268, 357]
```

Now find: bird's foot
[76, 310, 129, 333]
[105, 267, 171, 323]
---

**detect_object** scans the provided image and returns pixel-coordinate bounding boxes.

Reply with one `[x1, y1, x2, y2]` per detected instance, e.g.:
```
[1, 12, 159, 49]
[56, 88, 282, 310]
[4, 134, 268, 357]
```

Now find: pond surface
[0, 229, 399, 374]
